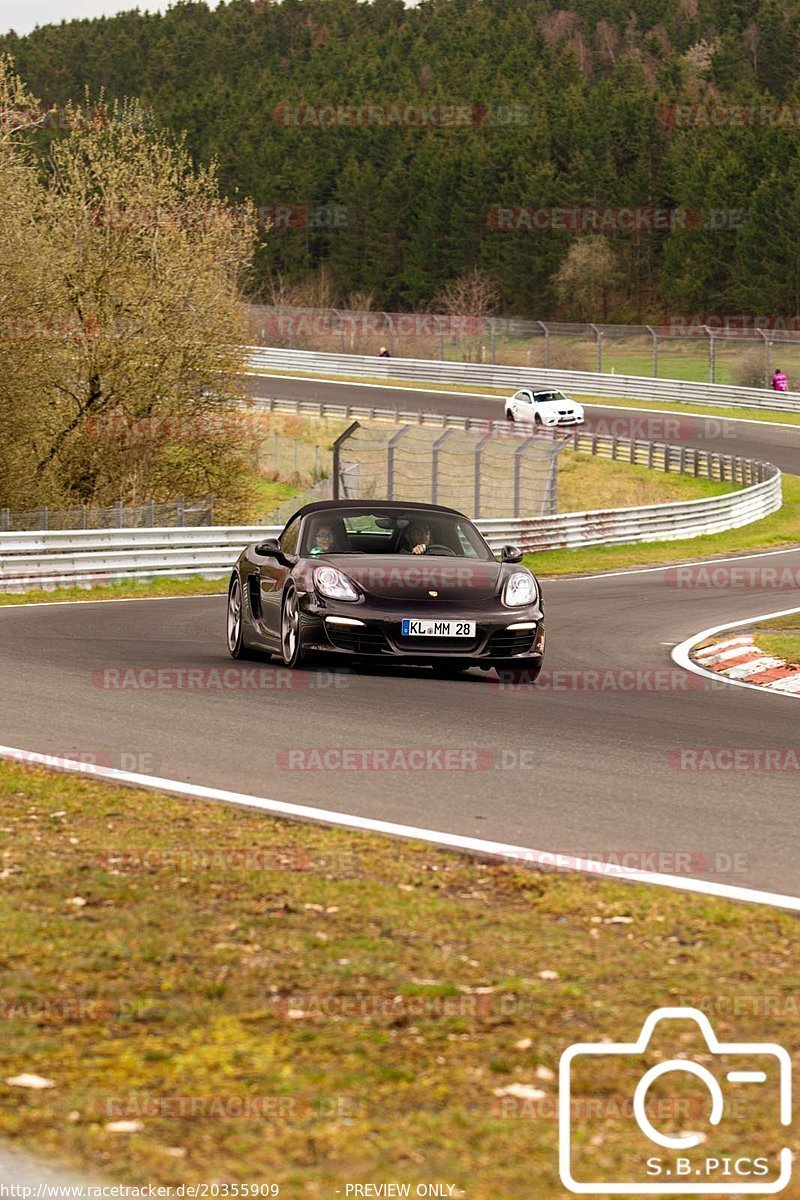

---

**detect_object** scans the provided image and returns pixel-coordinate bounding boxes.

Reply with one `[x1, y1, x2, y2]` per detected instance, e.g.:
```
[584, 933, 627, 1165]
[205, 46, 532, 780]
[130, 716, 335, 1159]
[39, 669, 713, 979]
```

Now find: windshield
[300, 508, 493, 559]
[533, 391, 569, 404]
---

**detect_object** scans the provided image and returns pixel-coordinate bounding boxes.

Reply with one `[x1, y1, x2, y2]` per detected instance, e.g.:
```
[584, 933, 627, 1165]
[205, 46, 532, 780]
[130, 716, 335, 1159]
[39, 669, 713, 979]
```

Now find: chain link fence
[0, 498, 214, 532]
[253, 433, 328, 486]
[249, 305, 800, 388]
[331, 423, 567, 519]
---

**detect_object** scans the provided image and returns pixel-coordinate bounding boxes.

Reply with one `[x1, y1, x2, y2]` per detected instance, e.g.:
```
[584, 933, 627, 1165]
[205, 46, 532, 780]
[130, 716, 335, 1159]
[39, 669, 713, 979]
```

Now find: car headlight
[503, 571, 537, 607]
[313, 565, 359, 602]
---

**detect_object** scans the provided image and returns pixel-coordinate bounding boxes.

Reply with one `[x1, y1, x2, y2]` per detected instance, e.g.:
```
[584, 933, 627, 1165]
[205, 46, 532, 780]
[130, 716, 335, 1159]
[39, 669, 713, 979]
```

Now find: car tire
[227, 573, 248, 659]
[280, 583, 310, 669]
[227, 572, 271, 661]
[494, 661, 543, 687]
[533, 413, 542, 427]
[506, 408, 515, 422]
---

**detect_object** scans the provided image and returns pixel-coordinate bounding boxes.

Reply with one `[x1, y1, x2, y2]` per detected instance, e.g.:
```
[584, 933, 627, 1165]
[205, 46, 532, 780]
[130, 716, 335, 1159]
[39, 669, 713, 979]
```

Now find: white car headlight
[313, 565, 359, 602]
[503, 571, 537, 607]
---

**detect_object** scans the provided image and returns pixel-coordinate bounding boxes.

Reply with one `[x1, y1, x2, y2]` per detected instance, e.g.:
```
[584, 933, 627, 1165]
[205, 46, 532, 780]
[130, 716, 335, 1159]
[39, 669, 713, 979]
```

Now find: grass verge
[0, 759, 797, 1193]
[0, 576, 227, 607]
[748, 613, 800, 665]
[558, 451, 734, 513]
[527, 474, 800, 577]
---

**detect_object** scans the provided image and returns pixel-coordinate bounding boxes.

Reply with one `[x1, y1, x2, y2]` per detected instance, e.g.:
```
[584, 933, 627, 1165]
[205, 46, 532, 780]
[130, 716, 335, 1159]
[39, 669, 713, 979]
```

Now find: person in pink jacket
[772, 368, 788, 391]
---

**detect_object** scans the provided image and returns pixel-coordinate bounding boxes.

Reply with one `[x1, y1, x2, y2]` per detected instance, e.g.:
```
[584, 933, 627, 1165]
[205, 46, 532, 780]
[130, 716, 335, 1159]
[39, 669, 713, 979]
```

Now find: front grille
[489, 630, 536, 658]
[392, 628, 481, 653]
[326, 627, 390, 655]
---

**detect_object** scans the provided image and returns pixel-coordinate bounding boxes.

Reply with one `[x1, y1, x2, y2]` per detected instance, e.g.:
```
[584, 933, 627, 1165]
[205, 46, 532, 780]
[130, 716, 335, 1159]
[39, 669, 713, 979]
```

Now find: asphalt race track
[1, 373, 799, 900]
[247, 371, 800, 474]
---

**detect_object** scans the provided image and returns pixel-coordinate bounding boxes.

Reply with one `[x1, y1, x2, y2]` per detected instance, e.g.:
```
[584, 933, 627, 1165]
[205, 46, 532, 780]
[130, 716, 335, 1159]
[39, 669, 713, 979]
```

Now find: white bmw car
[505, 388, 585, 427]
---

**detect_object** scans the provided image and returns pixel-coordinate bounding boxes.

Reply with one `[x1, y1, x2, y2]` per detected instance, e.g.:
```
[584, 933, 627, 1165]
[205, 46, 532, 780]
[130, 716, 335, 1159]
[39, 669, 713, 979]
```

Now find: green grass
[748, 614, 800, 666]
[0, 576, 228, 606]
[558, 451, 735, 513]
[757, 631, 800, 663]
[0, 758, 799, 1192]
[528, 473, 800, 577]
[249, 476, 300, 513]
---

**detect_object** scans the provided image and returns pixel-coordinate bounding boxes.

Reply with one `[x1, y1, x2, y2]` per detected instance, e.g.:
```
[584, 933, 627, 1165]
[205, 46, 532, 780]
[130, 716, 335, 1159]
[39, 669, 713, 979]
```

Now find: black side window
[280, 519, 300, 555]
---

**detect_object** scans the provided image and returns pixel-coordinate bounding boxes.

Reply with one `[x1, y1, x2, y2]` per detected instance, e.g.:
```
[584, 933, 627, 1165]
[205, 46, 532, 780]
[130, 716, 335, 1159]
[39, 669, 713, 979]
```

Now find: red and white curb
[672, 607, 800, 700]
[693, 633, 800, 694]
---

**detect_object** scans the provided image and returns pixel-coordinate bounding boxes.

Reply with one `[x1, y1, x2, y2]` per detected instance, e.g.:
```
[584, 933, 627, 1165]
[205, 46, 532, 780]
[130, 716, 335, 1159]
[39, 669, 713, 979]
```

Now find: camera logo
[559, 1006, 792, 1194]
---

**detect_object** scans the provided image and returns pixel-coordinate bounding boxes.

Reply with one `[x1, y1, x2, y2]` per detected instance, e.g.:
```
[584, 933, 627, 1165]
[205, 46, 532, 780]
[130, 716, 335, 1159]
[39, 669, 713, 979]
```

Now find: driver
[402, 520, 432, 555]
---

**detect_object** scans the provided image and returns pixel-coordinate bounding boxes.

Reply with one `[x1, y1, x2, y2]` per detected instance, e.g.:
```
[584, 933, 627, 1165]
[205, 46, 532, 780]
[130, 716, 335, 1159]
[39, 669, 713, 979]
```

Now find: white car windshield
[532, 391, 569, 404]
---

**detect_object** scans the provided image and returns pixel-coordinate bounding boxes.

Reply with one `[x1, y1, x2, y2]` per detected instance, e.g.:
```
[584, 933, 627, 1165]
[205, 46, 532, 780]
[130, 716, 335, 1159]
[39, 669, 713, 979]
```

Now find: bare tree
[433, 268, 500, 316]
[551, 237, 619, 321]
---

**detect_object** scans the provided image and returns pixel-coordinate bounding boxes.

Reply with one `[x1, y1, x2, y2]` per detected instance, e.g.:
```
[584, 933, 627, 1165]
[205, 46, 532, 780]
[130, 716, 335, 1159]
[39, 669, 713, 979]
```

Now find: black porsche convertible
[226, 500, 544, 682]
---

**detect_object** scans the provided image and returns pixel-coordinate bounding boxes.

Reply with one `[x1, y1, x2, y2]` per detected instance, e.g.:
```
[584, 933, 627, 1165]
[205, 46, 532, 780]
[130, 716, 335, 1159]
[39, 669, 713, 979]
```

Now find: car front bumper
[298, 596, 545, 665]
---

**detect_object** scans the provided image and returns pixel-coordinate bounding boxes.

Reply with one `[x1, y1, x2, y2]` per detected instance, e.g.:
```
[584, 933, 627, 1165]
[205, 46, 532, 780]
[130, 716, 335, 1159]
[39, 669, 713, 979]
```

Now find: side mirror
[500, 544, 524, 564]
[255, 537, 284, 560]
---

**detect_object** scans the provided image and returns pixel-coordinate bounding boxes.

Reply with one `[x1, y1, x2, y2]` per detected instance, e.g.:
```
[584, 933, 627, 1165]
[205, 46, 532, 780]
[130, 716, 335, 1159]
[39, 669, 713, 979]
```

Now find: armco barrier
[0, 440, 781, 587]
[245, 345, 800, 415]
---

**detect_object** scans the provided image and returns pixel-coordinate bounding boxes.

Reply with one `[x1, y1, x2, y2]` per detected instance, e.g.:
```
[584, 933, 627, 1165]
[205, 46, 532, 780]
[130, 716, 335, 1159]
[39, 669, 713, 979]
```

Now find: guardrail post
[432, 429, 456, 505]
[387, 425, 410, 501]
[332, 421, 361, 500]
[513, 437, 535, 517]
[590, 324, 603, 372]
[703, 325, 716, 383]
[591, 432, 598, 456]
[646, 325, 658, 377]
[473, 431, 494, 518]
[146, 499, 154, 527]
[648, 442, 654, 469]
[755, 329, 771, 388]
[539, 320, 550, 368]
[611, 436, 618, 460]
[664, 447, 670, 473]
[0, 508, 8, 532]
[176, 497, 184, 527]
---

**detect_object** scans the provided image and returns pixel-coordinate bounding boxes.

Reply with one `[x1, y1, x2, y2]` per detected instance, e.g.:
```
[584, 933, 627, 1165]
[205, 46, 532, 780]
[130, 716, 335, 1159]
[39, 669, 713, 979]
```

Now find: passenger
[309, 522, 336, 556]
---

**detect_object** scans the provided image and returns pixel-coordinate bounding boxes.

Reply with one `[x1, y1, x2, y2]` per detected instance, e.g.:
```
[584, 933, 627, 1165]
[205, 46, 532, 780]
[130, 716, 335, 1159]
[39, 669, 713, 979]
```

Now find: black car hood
[319, 554, 503, 602]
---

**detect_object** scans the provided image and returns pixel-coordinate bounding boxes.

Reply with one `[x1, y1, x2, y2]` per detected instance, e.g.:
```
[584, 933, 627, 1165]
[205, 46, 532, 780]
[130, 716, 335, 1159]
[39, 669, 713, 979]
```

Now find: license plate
[401, 618, 476, 638]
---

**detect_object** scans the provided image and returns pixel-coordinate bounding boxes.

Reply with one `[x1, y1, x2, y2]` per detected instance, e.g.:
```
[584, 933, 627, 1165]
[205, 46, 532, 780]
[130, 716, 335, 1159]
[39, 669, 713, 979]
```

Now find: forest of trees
[3, 0, 800, 320]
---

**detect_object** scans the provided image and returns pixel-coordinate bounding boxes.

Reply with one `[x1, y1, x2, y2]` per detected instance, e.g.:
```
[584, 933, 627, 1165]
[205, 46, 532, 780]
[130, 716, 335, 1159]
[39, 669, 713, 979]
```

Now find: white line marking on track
[2, 744, 800, 912]
[3, 593, 800, 907]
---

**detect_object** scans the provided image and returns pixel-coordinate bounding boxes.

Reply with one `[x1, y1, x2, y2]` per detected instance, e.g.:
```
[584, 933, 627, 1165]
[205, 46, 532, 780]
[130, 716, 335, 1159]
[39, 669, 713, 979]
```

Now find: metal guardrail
[245, 346, 800, 415]
[248, 304, 800, 385]
[0, 432, 781, 585]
